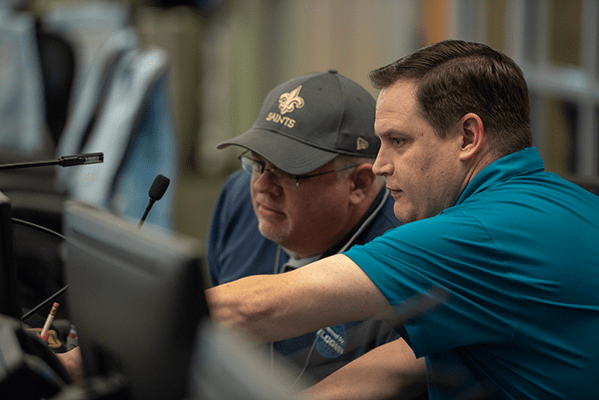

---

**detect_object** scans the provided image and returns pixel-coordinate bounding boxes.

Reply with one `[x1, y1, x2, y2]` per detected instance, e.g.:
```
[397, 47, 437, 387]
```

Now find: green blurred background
[25, 0, 599, 245]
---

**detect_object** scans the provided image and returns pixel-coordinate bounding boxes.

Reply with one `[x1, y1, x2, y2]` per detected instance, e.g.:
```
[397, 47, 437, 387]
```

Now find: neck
[463, 147, 499, 188]
[284, 186, 386, 259]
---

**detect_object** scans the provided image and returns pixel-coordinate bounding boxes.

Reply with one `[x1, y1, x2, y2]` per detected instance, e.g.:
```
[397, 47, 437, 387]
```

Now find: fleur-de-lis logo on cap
[278, 85, 305, 115]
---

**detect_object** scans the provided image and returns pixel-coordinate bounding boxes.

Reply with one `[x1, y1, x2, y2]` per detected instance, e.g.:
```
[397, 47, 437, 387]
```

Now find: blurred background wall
[19, 0, 599, 244]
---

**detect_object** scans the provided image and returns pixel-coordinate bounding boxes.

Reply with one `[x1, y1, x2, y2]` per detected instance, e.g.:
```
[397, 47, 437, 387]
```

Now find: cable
[21, 285, 69, 323]
[11, 218, 65, 241]
[10, 218, 67, 322]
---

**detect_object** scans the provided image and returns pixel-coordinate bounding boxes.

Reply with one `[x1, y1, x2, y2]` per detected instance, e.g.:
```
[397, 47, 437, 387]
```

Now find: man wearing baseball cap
[208, 70, 424, 392]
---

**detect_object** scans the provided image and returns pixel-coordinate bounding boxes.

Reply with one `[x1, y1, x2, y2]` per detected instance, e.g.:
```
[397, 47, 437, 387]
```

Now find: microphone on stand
[0, 152, 104, 170]
[139, 174, 170, 229]
[20, 174, 172, 322]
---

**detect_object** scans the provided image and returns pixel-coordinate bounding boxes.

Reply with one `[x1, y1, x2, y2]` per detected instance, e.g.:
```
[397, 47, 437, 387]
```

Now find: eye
[392, 137, 405, 146]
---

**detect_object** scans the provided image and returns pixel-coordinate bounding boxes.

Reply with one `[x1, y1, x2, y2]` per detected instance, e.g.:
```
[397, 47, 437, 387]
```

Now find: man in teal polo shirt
[207, 40, 599, 399]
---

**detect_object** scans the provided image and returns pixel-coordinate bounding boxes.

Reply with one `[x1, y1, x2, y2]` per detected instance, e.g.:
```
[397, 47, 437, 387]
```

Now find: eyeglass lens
[240, 155, 299, 187]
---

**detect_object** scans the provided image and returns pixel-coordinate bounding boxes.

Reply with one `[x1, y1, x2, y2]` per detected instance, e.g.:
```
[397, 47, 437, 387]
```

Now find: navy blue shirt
[207, 169, 402, 381]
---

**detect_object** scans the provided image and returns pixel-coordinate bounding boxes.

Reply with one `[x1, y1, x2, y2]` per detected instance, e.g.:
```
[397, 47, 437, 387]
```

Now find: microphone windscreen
[149, 174, 171, 201]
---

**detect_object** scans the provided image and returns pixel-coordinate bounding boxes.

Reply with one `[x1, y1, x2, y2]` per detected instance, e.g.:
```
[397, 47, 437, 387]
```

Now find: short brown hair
[370, 40, 532, 156]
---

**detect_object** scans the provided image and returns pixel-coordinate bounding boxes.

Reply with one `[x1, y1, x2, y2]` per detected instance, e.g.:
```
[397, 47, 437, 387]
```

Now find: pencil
[40, 302, 59, 340]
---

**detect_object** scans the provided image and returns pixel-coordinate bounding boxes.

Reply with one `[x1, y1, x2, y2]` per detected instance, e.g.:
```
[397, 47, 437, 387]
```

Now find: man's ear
[458, 113, 485, 161]
[348, 165, 376, 204]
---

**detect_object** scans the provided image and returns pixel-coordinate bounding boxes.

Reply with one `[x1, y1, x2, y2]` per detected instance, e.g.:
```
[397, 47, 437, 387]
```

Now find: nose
[372, 152, 393, 176]
[252, 168, 282, 193]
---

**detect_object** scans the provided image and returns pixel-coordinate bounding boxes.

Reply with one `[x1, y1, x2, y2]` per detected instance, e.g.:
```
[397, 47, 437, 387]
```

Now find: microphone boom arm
[0, 152, 104, 170]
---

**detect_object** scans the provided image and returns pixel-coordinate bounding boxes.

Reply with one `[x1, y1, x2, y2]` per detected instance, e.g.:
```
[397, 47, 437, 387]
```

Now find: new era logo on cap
[357, 137, 369, 151]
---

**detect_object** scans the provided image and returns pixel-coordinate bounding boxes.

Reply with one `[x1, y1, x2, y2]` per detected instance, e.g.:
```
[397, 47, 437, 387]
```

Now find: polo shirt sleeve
[344, 212, 518, 358]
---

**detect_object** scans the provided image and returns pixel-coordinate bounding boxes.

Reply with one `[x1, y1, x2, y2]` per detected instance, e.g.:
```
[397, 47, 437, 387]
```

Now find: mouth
[256, 201, 285, 219]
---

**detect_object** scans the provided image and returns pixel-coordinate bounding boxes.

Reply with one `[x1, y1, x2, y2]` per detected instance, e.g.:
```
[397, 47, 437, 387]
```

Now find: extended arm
[205, 254, 396, 343]
[55, 347, 85, 384]
[298, 338, 427, 400]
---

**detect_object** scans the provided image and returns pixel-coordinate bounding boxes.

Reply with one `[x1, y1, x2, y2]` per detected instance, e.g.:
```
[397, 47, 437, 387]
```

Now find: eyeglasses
[239, 153, 359, 187]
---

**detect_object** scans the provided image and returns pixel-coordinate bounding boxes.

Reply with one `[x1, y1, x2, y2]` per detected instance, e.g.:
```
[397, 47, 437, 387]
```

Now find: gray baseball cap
[217, 70, 378, 175]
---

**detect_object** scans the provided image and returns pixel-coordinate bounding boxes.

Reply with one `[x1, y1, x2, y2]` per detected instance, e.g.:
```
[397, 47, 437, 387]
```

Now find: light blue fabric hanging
[0, 9, 51, 157]
[55, 27, 179, 231]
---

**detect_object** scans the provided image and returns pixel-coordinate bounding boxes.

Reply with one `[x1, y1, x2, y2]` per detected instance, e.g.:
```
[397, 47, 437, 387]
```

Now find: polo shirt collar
[455, 146, 545, 206]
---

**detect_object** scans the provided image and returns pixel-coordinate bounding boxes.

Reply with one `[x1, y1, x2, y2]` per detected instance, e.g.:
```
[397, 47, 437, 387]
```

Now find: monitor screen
[62, 200, 209, 400]
[0, 191, 21, 319]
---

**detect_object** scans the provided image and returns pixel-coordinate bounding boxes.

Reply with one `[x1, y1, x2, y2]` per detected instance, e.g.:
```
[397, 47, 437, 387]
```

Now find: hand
[55, 346, 85, 384]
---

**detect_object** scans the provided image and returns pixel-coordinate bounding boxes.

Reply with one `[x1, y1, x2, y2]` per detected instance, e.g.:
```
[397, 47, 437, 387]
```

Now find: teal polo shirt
[345, 147, 599, 399]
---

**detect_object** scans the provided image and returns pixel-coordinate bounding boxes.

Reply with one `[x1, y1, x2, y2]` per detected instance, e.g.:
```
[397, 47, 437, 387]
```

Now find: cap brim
[217, 129, 338, 175]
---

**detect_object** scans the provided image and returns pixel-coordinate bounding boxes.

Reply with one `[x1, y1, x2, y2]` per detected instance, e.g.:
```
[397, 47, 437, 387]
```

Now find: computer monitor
[0, 191, 21, 319]
[62, 200, 209, 400]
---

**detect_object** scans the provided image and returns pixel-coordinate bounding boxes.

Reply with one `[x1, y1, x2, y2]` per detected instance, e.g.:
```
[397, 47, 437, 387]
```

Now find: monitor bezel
[63, 200, 209, 400]
[0, 191, 21, 319]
